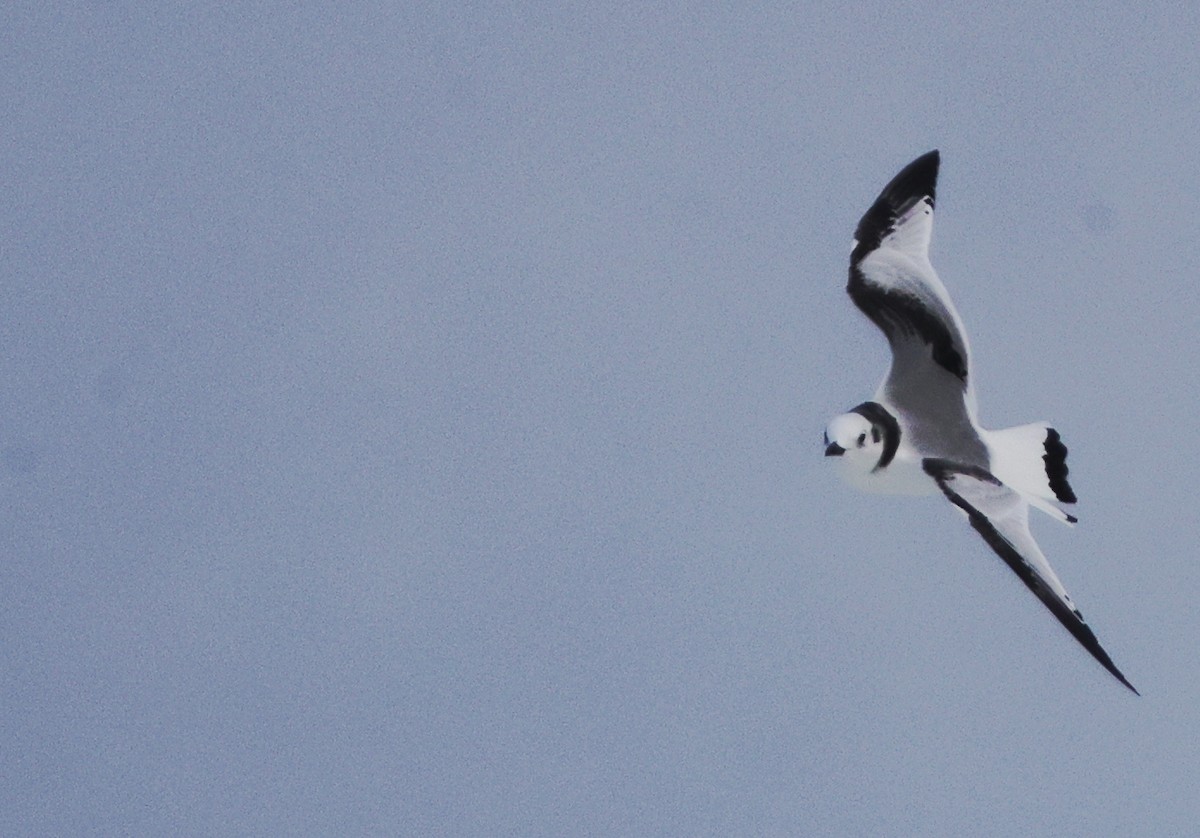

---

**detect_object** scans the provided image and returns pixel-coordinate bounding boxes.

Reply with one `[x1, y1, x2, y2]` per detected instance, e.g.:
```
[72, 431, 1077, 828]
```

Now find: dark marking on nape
[851, 150, 939, 263]
[1043, 428, 1077, 504]
[850, 401, 900, 470]
[847, 267, 969, 382]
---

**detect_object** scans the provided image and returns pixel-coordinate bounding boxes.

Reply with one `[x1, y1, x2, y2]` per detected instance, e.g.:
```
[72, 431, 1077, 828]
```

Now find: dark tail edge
[1043, 428, 1077, 504]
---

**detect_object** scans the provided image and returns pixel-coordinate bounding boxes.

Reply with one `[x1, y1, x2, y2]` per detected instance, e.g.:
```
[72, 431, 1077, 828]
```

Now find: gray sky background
[3, 3, 1198, 835]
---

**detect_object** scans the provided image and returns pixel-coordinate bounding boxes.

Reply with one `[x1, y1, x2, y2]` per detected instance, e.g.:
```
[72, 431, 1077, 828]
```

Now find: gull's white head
[824, 401, 905, 492]
[823, 411, 885, 477]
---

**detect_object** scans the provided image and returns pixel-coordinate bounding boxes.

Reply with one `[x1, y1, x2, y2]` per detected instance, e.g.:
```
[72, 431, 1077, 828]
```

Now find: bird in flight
[823, 150, 1137, 694]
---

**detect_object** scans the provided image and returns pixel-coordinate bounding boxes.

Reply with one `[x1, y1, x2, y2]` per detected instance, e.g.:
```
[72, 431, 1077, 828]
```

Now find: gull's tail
[984, 423, 1078, 524]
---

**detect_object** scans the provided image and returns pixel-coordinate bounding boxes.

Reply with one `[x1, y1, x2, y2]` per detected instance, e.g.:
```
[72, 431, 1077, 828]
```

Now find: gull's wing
[848, 151, 981, 445]
[923, 458, 1139, 695]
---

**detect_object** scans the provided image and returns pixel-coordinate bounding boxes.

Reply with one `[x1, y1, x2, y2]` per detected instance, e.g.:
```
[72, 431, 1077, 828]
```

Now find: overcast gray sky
[4, 3, 1199, 835]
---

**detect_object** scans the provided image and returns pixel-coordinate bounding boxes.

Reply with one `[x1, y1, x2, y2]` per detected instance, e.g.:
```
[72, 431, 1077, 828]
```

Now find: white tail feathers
[984, 423, 1078, 525]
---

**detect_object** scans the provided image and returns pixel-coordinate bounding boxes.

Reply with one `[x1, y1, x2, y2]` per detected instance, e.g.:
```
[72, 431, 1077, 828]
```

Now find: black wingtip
[880, 149, 940, 209]
[852, 150, 941, 260]
[1110, 666, 1140, 696]
[1089, 633, 1140, 695]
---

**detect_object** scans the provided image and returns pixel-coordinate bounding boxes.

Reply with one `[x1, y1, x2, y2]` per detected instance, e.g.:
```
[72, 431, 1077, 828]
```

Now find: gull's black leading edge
[847, 151, 969, 385]
[923, 458, 1138, 695]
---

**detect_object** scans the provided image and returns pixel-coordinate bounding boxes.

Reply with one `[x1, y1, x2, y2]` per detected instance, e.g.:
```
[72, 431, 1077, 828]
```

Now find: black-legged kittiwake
[823, 150, 1138, 694]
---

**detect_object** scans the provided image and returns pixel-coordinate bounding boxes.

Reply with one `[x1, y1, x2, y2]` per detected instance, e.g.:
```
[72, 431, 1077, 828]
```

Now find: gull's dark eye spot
[857, 433, 866, 447]
[871, 427, 881, 443]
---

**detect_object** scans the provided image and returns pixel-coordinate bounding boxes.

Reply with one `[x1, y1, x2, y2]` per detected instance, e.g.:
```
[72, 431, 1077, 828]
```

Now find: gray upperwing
[848, 151, 982, 462]
[923, 459, 1139, 695]
[883, 320, 985, 465]
[849, 250, 970, 385]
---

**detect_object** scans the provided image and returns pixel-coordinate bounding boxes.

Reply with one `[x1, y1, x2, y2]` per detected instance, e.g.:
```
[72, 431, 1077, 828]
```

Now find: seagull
[823, 150, 1138, 694]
